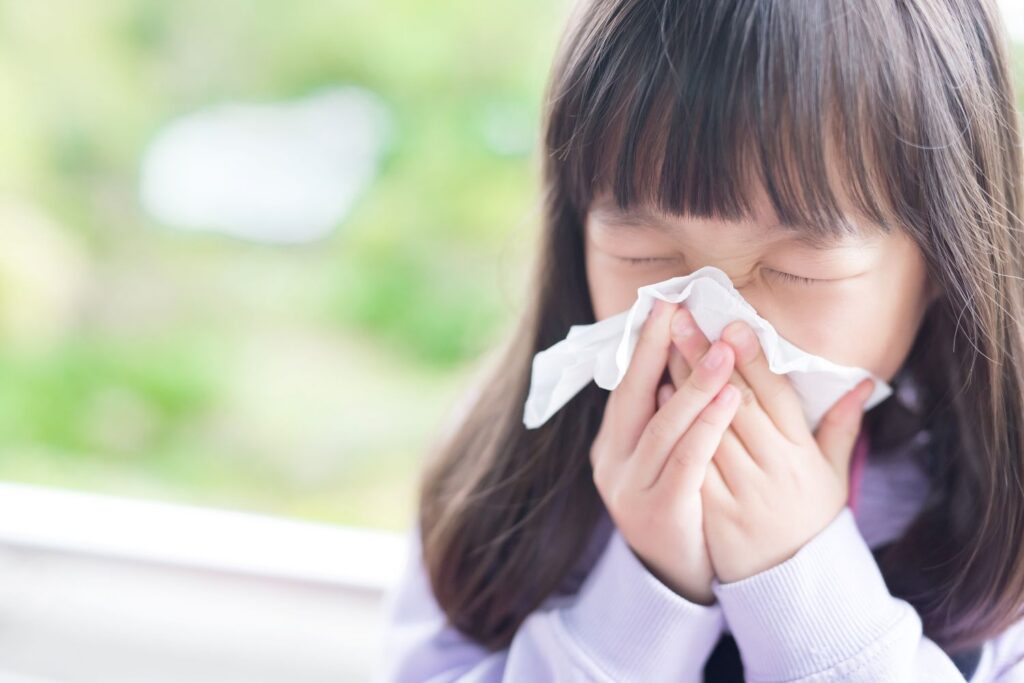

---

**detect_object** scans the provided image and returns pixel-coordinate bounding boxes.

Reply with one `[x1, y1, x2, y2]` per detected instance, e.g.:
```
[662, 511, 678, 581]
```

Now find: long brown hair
[417, 0, 1024, 654]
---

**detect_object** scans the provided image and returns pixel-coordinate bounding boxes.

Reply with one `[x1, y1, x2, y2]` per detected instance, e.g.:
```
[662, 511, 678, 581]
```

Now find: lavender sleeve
[378, 519, 726, 682]
[710, 505, 1024, 682]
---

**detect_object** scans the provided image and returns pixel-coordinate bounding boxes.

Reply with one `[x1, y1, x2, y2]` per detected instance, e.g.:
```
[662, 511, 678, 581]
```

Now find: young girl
[380, 0, 1024, 680]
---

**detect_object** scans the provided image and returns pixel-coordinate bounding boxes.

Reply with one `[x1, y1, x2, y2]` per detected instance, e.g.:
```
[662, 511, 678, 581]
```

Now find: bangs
[544, 0, 921, 243]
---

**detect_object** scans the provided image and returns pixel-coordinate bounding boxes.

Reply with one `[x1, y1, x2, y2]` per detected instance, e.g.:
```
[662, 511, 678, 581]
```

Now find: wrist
[635, 549, 716, 605]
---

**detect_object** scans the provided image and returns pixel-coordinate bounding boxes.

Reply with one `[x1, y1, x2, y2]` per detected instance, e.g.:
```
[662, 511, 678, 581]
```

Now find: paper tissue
[522, 265, 892, 431]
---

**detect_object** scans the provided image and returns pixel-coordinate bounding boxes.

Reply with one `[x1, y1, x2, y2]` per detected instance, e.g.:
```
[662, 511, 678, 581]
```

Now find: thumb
[815, 378, 874, 475]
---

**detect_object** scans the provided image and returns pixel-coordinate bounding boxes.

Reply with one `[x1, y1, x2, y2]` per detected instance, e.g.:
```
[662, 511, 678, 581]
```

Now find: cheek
[585, 249, 656, 321]
[745, 291, 866, 366]
[587, 276, 636, 322]
[585, 233, 932, 382]
[759, 279, 927, 381]
[778, 301, 885, 370]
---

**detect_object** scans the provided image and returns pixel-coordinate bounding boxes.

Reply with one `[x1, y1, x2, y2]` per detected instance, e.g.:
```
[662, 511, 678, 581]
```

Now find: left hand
[669, 308, 876, 584]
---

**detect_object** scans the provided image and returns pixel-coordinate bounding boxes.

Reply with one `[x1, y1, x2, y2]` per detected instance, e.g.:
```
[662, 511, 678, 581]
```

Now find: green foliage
[0, 2, 1020, 530]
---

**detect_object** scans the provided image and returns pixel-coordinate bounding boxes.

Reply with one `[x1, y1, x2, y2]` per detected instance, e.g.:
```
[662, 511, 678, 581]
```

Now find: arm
[379, 521, 727, 682]
[973, 612, 1024, 681]
[709, 506, 975, 682]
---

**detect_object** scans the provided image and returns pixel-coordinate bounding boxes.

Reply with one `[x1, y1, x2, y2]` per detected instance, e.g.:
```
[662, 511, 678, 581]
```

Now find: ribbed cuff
[711, 507, 905, 681]
[560, 529, 725, 682]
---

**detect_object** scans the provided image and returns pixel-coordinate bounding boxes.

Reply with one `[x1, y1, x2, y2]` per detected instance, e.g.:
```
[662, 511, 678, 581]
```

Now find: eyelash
[619, 256, 673, 265]
[770, 270, 819, 286]
[618, 257, 820, 285]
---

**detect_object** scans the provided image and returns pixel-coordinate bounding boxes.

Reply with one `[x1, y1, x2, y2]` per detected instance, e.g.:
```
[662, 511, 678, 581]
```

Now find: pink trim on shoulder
[846, 427, 870, 514]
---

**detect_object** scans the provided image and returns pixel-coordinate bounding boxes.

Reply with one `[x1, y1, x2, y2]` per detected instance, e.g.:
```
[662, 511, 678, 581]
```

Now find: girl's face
[583, 183, 939, 384]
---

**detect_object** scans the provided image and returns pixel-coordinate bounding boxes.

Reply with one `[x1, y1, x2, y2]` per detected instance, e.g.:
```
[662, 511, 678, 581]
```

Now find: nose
[717, 268, 765, 310]
[708, 266, 756, 291]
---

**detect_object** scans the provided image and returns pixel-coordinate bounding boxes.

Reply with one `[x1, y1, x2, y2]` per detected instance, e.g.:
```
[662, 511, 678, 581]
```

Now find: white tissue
[523, 265, 892, 431]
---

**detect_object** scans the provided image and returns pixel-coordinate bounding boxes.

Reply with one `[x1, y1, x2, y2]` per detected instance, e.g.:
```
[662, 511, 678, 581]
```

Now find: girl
[380, 0, 1024, 680]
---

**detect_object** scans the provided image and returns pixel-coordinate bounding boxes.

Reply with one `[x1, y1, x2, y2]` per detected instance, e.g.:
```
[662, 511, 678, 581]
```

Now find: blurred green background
[0, 2, 1021, 533]
[0, 0, 568, 531]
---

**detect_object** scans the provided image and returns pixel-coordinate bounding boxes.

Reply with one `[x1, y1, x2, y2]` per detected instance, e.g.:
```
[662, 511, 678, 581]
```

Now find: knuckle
[733, 348, 755, 369]
[667, 451, 691, 473]
[669, 442, 699, 470]
[685, 376, 718, 404]
[732, 503, 755, 531]
[697, 409, 722, 429]
[606, 484, 630, 515]
[738, 384, 757, 408]
[786, 462, 810, 488]
[645, 414, 673, 444]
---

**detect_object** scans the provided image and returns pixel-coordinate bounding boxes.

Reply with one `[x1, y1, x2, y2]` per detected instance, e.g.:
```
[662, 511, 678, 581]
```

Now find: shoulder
[973, 612, 1024, 680]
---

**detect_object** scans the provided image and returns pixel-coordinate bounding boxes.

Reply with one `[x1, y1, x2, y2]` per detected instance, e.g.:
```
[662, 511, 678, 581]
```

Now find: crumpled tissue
[523, 265, 892, 431]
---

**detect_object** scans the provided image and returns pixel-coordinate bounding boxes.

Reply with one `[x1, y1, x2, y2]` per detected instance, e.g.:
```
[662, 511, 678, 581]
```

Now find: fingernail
[702, 343, 725, 369]
[724, 321, 756, 353]
[645, 300, 664, 327]
[716, 384, 739, 405]
[672, 310, 694, 339]
[861, 379, 875, 400]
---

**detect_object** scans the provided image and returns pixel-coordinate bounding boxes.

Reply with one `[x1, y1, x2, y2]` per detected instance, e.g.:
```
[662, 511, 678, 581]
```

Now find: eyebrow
[590, 205, 881, 250]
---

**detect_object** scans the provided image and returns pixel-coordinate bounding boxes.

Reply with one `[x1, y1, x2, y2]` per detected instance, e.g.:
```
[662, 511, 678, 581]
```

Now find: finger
[671, 306, 778, 467]
[629, 341, 736, 489]
[667, 340, 691, 390]
[721, 319, 808, 443]
[650, 382, 741, 494]
[641, 340, 735, 460]
[666, 335, 758, 495]
[816, 378, 874, 476]
[708, 427, 761, 496]
[656, 381, 674, 410]
[605, 298, 678, 458]
[702, 458, 733, 504]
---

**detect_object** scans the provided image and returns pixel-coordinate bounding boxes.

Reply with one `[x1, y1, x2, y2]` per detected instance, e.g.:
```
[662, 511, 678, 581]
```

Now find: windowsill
[0, 481, 409, 592]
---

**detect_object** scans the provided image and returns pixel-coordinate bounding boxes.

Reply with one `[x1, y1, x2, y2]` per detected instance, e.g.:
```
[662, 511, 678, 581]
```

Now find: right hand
[589, 298, 741, 605]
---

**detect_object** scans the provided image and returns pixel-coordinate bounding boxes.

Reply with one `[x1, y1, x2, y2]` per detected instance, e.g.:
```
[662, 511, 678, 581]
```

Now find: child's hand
[670, 308, 875, 584]
[589, 298, 741, 605]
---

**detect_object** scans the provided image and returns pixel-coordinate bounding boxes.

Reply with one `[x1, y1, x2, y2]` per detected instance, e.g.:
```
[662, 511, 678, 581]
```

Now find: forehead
[587, 192, 883, 250]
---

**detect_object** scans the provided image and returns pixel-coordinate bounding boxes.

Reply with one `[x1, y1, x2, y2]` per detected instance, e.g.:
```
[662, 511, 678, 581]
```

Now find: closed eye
[617, 256, 676, 266]
[616, 257, 825, 286]
[769, 270, 820, 285]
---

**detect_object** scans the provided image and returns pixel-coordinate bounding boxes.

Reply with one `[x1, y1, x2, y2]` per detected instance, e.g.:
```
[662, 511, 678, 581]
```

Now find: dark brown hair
[418, 0, 1024, 654]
